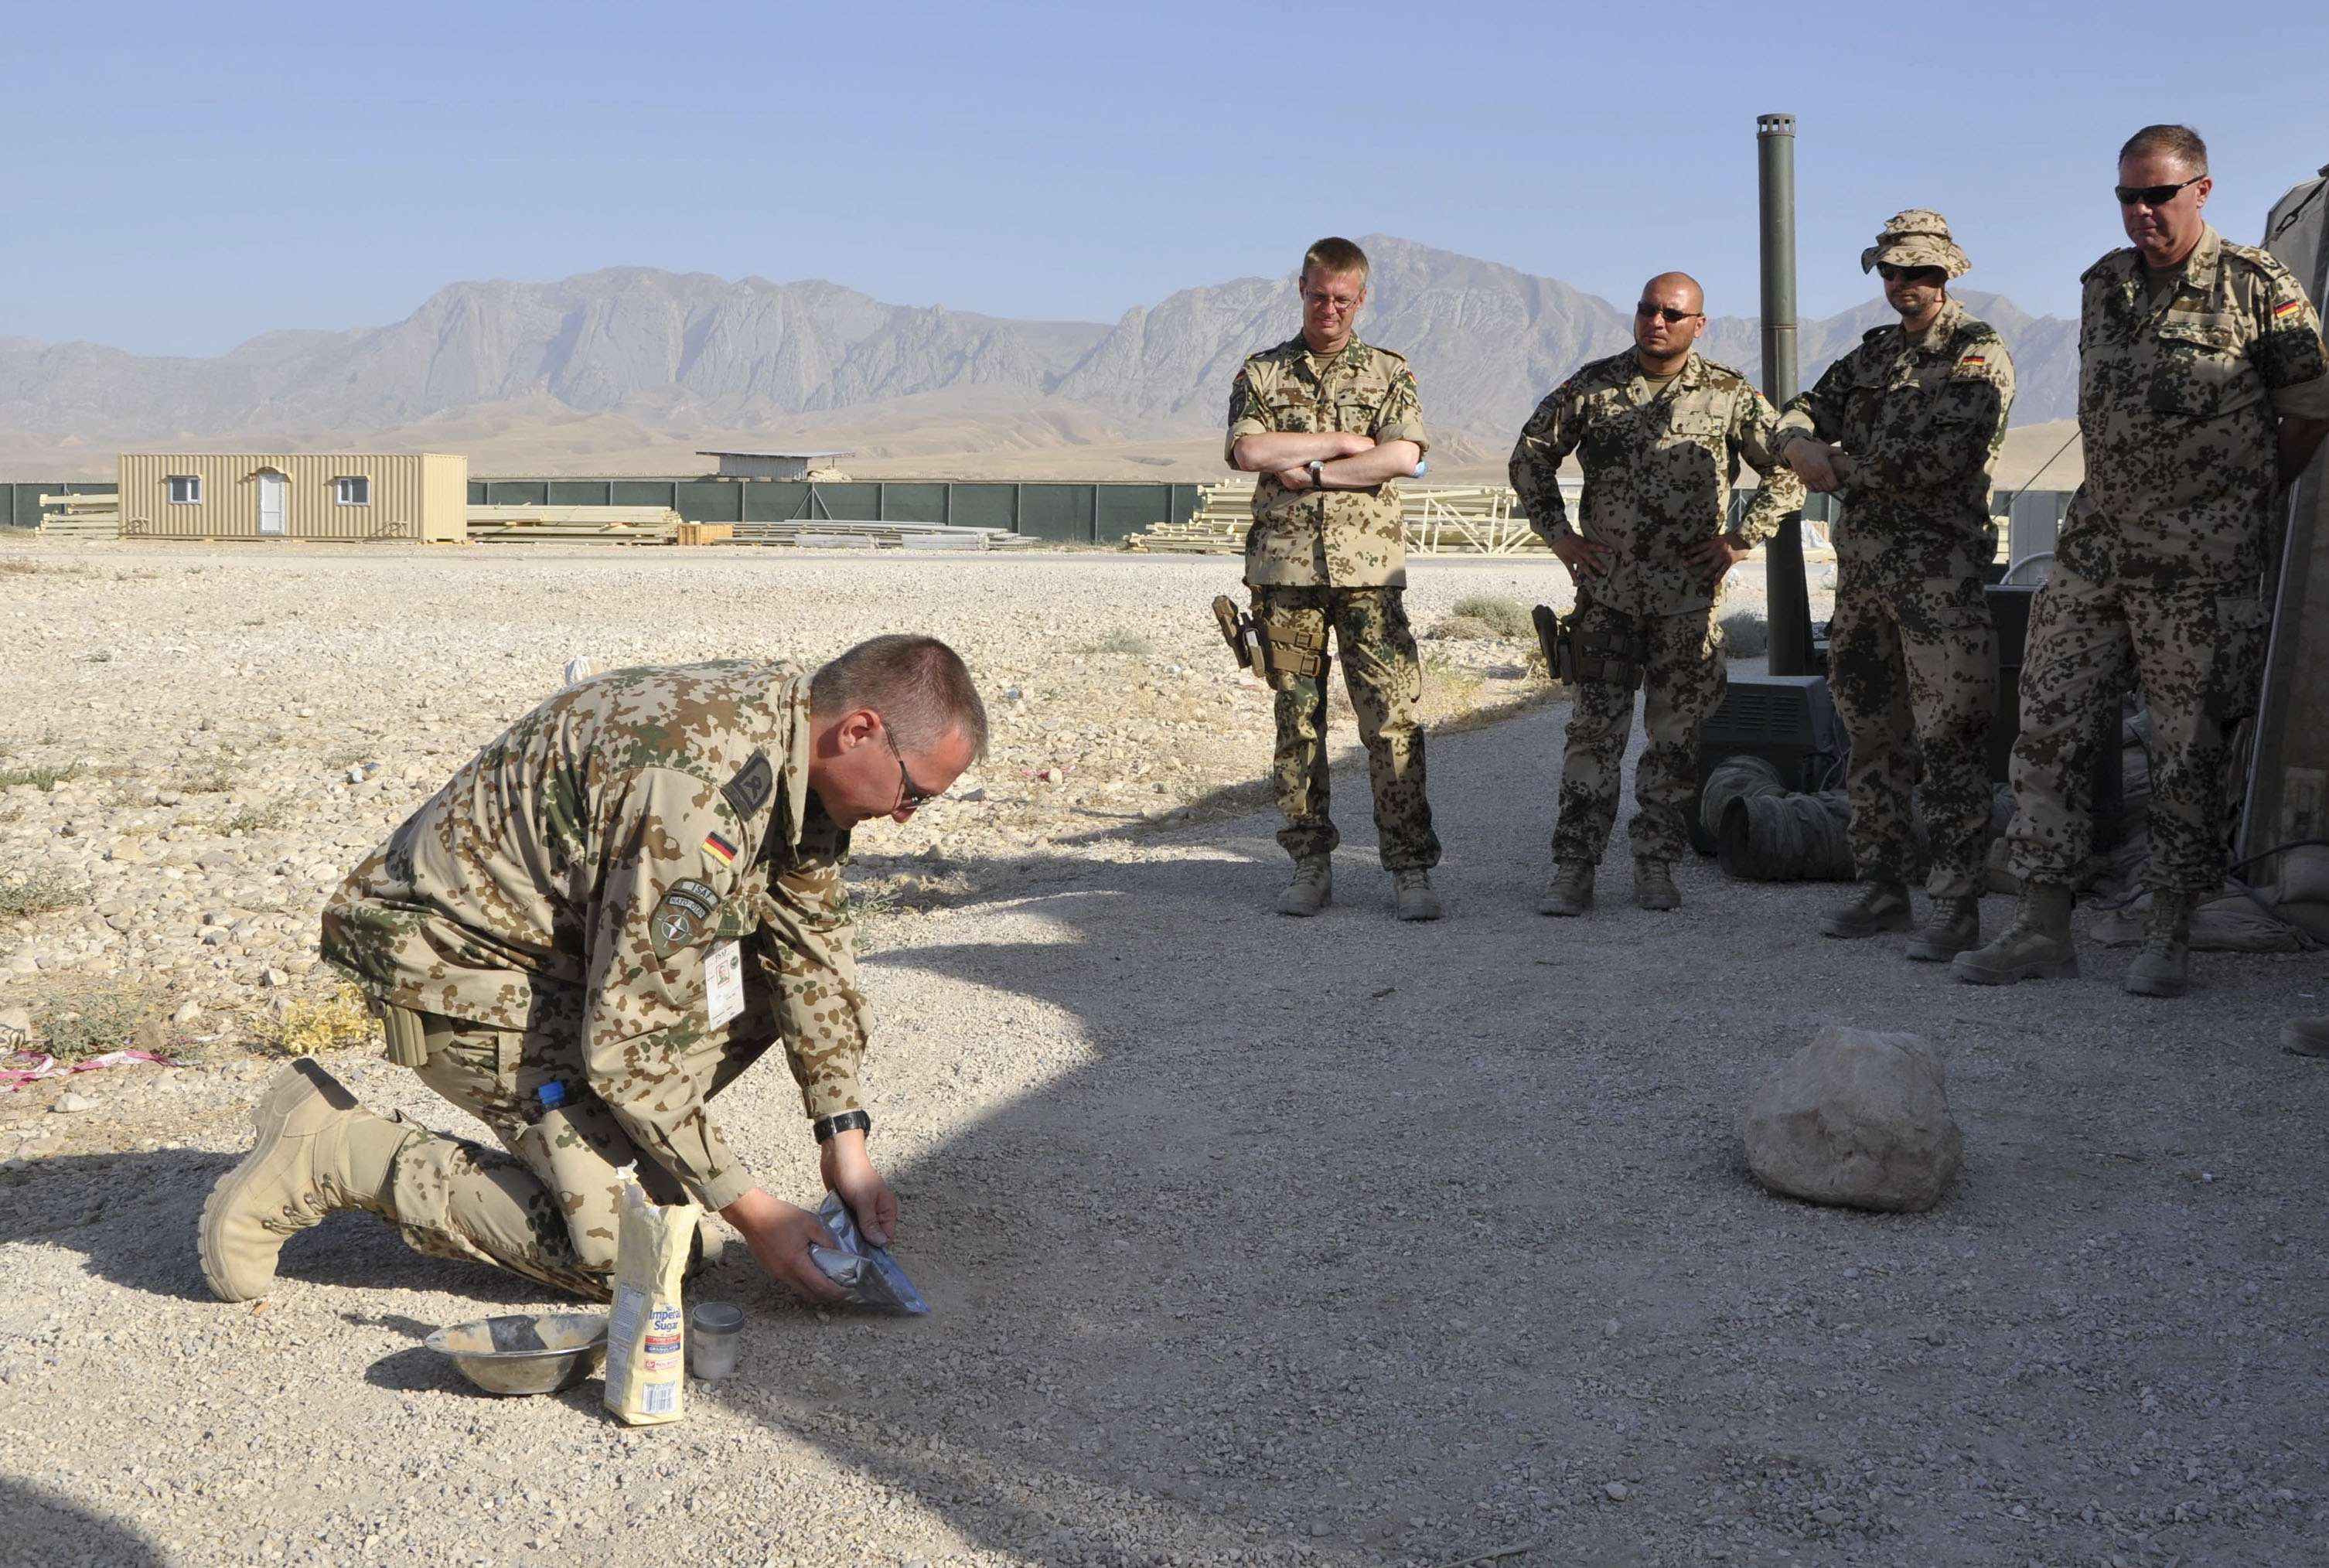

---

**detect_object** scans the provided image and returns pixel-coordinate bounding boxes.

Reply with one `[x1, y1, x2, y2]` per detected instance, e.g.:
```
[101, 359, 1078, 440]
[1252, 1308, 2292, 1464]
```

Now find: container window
[166, 476, 202, 504]
[334, 476, 371, 506]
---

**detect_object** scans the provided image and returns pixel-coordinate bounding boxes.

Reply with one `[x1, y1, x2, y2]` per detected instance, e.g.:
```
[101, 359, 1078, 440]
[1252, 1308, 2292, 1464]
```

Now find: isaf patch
[721, 751, 774, 820]
[648, 878, 722, 960]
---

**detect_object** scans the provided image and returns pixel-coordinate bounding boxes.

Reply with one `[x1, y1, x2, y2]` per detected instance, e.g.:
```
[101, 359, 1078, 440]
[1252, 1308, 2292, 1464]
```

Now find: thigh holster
[374, 1000, 434, 1069]
[1535, 603, 1644, 692]
[1212, 595, 1328, 690]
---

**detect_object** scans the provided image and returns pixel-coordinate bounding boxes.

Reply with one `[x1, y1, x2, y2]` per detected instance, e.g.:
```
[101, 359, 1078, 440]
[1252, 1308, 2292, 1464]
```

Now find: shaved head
[1642, 272, 1704, 313]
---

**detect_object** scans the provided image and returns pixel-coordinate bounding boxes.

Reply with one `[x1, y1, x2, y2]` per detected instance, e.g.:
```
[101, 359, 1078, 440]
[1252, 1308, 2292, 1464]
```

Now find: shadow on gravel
[0, 1475, 169, 1566]
[711, 697, 2329, 1566]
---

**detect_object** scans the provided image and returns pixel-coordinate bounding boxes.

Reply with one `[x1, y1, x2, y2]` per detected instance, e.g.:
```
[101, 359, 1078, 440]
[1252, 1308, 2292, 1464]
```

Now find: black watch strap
[813, 1109, 871, 1144]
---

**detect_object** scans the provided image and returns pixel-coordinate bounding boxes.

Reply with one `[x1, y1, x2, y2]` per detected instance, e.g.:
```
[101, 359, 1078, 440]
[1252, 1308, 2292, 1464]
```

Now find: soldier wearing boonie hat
[1775, 208, 2016, 963]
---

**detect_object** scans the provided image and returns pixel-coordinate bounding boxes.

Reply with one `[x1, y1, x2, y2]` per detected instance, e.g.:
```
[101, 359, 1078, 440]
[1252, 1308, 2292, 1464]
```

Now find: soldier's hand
[1549, 534, 1611, 581]
[1332, 431, 1377, 458]
[720, 1187, 847, 1303]
[820, 1128, 899, 1248]
[1690, 534, 1752, 580]
[1785, 438, 1846, 493]
[1274, 465, 1314, 491]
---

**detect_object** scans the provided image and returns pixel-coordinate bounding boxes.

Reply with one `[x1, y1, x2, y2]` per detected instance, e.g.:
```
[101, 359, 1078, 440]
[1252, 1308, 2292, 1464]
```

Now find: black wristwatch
[813, 1110, 871, 1144]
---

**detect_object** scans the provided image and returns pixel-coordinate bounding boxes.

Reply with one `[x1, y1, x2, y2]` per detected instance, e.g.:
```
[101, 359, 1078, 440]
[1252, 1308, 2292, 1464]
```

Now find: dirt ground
[0, 539, 2323, 1568]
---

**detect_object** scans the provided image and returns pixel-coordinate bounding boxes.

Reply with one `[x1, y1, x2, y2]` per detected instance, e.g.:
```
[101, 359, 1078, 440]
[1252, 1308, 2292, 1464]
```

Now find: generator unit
[1689, 674, 1844, 854]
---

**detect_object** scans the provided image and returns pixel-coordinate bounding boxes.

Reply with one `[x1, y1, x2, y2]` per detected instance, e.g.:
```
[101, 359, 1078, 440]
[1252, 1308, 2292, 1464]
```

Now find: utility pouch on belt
[1210, 595, 1328, 690]
[376, 1002, 432, 1069]
[1536, 605, 1644, 692]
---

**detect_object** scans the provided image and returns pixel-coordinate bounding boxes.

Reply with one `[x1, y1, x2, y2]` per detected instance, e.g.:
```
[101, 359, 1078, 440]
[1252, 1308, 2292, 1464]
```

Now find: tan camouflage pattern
[1860, 209, 1973, 279]
[1550, 598, 1727, 865]
[321, 660, 868, 1212]
[2057, 225, 2329, 586]
[1251, 585, 1440, 871]
[1778, 298, 2014, 898]
[1227, 336, 1430, 588]
[2004, 562, 2269, 893]
[1510, 350, 1808, 615]
[1826, 568, 1997, 898]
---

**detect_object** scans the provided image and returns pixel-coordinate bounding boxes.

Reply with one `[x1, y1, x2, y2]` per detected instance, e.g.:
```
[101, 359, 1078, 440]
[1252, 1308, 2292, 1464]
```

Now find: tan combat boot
[1276, 854, 1332, 917]
[2123, 889, 2198, 998]
[1952, 883, 2077, 985]
[1633, 857, 1680, 912]
[199, 1059, 415, 1302]
[2282, 1016, 2329, 1056]
[1821, 881, 1911, 939]
[1393, 869, 1443, 922]
[1538, 861, 1595, 917]
[1905, 895, 1982, 963]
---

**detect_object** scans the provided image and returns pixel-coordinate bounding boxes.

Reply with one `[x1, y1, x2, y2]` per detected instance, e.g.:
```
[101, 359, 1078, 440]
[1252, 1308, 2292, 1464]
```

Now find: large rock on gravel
[1741, 1027, 1962, 1212]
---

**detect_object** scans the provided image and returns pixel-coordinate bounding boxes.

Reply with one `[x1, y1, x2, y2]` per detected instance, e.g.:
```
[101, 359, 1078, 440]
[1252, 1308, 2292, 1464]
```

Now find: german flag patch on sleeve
[703, 830, 738, 866]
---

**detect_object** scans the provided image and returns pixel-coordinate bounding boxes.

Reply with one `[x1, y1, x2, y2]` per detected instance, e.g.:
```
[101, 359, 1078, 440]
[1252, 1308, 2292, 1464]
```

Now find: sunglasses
[881, 725, 943, 813]
[2114, 174, 2204, 207]
[1876, 263, 1945, 285]
[1635, 303, 1703, 323]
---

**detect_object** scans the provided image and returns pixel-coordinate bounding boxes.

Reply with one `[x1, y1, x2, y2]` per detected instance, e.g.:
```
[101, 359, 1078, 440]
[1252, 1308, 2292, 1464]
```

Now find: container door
[257, 472, 286, 536]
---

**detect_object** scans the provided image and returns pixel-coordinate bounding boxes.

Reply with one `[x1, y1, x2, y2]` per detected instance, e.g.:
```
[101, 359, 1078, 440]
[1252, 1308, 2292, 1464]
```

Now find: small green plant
[1088, 629, 1157, 658]
[1720, 609, 1771, 660]
[1429, 614, 1501, 641]
[180, 762, 243, 794]
[1448, 594, 1533, 639]
[255, 984, 376, 1058]
[35, 990, 148, 1062]
[0, 762, 79, 793]
[222, 800, 292, 834]
[0, 867, 84, 921]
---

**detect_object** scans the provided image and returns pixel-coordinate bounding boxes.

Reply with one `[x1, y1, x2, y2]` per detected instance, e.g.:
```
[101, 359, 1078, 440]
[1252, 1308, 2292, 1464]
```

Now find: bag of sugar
[602, 1164, 697, 1425]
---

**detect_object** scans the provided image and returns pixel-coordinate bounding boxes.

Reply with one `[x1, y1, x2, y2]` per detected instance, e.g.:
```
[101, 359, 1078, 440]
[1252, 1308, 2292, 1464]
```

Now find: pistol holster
[1534, 603, 1645, 692]
[1212, 595, 1328, 690]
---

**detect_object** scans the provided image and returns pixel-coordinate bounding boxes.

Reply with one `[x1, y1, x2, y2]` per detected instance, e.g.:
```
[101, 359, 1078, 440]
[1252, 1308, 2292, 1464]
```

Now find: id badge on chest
[704, 941, 744, 1029]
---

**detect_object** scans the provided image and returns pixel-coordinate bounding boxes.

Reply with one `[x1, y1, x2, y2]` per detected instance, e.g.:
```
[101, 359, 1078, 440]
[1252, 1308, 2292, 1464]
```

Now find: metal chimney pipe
[1757, 112, 1812, 676]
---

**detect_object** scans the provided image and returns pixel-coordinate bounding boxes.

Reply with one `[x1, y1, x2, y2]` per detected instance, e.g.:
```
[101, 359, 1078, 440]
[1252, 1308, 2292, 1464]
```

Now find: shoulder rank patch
[702, 831, 738, 866]
[721, 750, 774, 819]
[649, 878, 721, 960]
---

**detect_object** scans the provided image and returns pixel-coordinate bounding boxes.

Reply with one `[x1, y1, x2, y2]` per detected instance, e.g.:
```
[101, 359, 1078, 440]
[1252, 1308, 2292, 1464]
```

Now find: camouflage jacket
[1775, 298, 2016, 583]
[1225, 335, 1430, 588]
[2059, 224, 2329, 585]
[322, 660, 868, 1212]
[1509, 349, 1807, 615]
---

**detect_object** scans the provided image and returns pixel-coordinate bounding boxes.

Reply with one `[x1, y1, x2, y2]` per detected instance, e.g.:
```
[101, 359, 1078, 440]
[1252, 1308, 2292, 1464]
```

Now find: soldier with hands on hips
[1775, 210, 2015, 961]
[1956, 125, 2329, 995]
[1224, 235, 1443, 921]
[199, 636, 985, 1305]
[1510, 271, 1807, 915]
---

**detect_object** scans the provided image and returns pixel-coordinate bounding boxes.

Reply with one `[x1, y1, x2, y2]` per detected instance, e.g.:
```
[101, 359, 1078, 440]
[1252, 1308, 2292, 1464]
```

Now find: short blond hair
[1300, 236, 1369, 283]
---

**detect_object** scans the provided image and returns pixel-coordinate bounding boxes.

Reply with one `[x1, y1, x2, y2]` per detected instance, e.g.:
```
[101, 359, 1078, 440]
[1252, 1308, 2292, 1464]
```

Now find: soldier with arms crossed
[1511, 272, 1806, 914]
[1957, 126, 2329, 995]
[199, 636, 985, 1304]
[1225, 236, 1442, 921]
[1775, 211, 2016, 960]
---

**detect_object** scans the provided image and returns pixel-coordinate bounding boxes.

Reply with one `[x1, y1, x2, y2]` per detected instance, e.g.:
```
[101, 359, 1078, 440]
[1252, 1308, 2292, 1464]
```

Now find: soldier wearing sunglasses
[1959, 124, 2329, 996]
[1510, 272, 1806, 915]
[1771, 210, 2015, 963]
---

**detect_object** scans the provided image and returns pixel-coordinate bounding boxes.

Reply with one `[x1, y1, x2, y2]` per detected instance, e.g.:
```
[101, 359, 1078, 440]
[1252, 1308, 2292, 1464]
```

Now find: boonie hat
[1860, 209, 1971, 278]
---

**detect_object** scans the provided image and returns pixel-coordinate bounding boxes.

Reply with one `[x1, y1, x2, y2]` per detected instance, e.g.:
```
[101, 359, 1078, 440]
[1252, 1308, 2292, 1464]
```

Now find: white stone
[1741, 1027, 1962, 1213]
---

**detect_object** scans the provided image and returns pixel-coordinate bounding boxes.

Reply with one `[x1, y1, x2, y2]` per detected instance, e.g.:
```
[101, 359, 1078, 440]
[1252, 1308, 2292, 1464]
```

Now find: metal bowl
[423, 1311, 609, 1397]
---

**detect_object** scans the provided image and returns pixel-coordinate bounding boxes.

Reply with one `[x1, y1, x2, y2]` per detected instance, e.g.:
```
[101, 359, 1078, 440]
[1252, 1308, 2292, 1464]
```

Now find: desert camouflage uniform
[1511, 350, 1806, 863]
[2005, 227, 2329, 891]
[1227, 336, 1440, 869]
[1776, 298, 2016, 898]
[321, 660, 864, 1295]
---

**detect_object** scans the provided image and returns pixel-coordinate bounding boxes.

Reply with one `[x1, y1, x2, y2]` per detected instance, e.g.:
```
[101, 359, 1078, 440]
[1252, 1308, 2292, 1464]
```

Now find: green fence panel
[1171, 484, 1201, 525]
[609, 479, 680, 510]
[799, 482, 878, 521]
[739, 482, 809, 522]
[879, 482, 950, 524]
[1095, 483, 1173, 542]
[1018, 484, 1093, 543]
[483, 480, 550, 507]
[546, 479, 613, 506]
[945, 485, 1018, 530]
[673, 481, 744, 523]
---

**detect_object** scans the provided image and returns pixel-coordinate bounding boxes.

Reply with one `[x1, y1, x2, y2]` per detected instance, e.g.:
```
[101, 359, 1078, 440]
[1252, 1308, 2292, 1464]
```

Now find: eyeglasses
[2114, 175, 2204, 207]
[1876, 263, 1945, 285]
[881, 725, 943, 814]
[1635, 303, 1703, 323]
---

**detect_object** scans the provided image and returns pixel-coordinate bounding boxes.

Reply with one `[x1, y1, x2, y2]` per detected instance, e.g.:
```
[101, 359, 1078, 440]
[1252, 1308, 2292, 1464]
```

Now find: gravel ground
[2, 539, 2323, 1568]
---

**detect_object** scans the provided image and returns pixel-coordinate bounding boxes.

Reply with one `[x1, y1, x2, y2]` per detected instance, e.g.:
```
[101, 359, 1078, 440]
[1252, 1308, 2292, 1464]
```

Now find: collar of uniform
[1628, 348, 1703, 397]
[774, 672, 814, 854]
[2112, 223, 2221, 310]
[1902, 296, 1966, 353]
[1296, 333, 1370, 373]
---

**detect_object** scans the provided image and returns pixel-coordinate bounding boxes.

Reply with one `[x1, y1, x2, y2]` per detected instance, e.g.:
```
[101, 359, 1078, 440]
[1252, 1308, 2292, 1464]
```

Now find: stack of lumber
[465, 505, 679, 544]
[725, 521, 1035, 550]
[1124, 482, 1551, 555]
[38, 494, 121, 538]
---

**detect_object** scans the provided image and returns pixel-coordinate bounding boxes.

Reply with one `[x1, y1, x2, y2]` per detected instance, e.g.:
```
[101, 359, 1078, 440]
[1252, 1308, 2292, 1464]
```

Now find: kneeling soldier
[199, 637, 984, 1306]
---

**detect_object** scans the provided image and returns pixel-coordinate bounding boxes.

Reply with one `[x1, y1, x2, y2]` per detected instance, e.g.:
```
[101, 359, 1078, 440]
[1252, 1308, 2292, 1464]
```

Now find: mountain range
[0, 236, 2078, 482]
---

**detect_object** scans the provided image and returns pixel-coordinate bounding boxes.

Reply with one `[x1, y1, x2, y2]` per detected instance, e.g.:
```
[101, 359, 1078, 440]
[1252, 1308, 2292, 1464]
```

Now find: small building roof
[696, 449, 855, 460]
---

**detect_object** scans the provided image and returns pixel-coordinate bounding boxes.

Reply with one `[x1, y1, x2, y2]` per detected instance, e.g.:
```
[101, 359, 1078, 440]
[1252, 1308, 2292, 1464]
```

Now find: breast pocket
[1330, 395, 1382, 435]
[2150, 318, 2265, 418]
[1264, 390, 1319, 434]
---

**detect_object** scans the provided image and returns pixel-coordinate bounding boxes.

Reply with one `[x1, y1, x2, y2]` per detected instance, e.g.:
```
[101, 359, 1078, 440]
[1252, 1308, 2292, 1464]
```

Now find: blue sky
[11, 0, 2329, 357]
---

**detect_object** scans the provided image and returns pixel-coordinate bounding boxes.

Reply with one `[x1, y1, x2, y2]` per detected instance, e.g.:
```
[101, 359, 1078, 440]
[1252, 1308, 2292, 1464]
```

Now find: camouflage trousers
[1552, 599, 1724, 865]
[1827, 567, 1997, 898]
[1253, 585, 1441, 871]
[381, 1005, 772, 1300]
[2004, 562, 2269, 892]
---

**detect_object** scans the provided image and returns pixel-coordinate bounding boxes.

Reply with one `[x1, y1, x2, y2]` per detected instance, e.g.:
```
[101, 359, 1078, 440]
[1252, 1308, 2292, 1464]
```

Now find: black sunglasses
[1876, 263, 1945, 284]
[1635, 303, 1702, 323]
[2114, 174, 2204, 207]
[881, 725, 943, 813]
